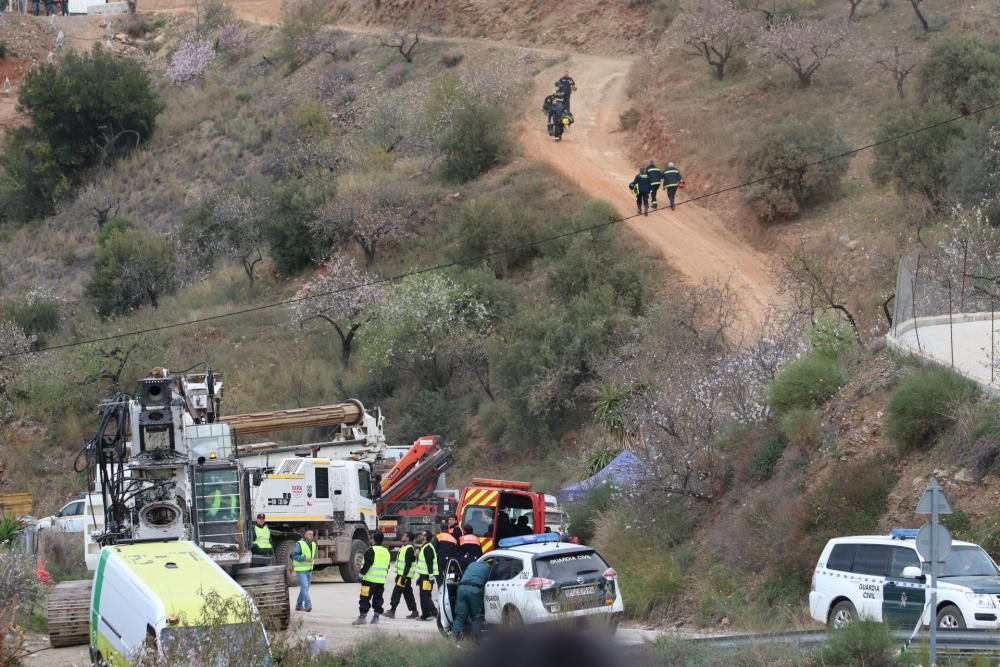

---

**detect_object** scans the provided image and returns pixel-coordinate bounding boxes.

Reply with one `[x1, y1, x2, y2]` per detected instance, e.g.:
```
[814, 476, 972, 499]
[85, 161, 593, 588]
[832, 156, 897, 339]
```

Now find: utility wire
[11, 100, 999, 358]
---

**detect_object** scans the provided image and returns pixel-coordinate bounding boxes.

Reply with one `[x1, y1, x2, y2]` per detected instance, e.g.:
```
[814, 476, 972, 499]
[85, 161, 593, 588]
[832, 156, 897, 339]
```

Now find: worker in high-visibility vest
[415, 531, 439, 620]
[384, 532, 418, 619]
[353, 531, 391, 625]
[250, 513, 273, 559]
[457, 525, 483, 573]
[206, 473, 237, 521]
[433, 523, 458, 585]
[292, 529, 317, 612]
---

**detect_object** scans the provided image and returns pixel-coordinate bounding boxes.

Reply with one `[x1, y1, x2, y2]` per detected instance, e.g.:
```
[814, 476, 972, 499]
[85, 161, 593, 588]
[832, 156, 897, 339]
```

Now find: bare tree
[680, 0, 746, 80]
[845, 0, 866, 21]
[77, 181, 120, 229]
[780, 248, 861, 340]
[0, 320, 32, 412]
[751, 17, 849, 87]
[205, 191, 269, 285]
[875, 45, 917, 99]
[313, 182, 412, 266]
[909, 0, 929, 31]
[379, 28, 421, 63]
[291, 256, 382, 365]
[745, 0, 799, 28]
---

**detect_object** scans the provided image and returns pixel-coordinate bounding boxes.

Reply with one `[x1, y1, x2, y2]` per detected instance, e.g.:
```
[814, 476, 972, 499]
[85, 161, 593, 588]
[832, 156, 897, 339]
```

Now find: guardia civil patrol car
[438, 533, 624, 634]
[810, 530, 1000, 631]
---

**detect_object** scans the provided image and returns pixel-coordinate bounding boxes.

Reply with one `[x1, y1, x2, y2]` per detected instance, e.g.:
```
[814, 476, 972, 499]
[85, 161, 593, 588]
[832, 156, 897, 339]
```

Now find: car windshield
[940, 546, 1000, 577]
[534, 550, 609, 580]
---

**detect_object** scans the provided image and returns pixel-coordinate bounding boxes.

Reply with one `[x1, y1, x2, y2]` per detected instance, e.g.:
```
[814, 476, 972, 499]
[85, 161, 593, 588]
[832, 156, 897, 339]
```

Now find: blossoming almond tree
[679, 0, 746, 80]
[751, 17, 849, 88]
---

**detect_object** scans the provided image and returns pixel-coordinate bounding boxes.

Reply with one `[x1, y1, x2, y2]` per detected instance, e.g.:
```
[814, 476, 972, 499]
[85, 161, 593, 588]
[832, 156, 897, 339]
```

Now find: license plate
[564, 586, 595, 598]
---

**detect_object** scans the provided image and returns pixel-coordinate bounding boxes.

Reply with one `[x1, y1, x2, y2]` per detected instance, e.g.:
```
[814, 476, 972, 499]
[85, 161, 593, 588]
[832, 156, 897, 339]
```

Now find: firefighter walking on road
[629, 167, 652, 216]
[384, 532, 419, 619]
[662, 161, 685, 211]
[646, 161, 663, 210]
[556, 71, 576, 113]
[353, 531, 391, 625]
[416, 531, 439, 620]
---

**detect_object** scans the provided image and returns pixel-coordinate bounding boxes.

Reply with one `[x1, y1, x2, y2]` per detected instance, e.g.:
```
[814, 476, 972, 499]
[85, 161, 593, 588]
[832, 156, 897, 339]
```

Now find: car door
[883, 546, 925, 629]
[66, 500, 86, 532]
[852, 545, 891, 621]
[55, 501, 83, 532]
[483, 556, 520, 624]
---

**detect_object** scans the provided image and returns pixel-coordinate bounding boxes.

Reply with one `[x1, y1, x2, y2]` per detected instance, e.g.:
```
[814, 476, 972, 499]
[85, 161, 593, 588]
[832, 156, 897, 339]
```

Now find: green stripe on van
[90, 548, 110, 648]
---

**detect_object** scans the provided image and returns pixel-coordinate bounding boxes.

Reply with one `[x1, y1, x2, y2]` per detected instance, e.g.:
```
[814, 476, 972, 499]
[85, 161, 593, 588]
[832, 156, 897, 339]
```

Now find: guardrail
[688, 628, 1000, 655]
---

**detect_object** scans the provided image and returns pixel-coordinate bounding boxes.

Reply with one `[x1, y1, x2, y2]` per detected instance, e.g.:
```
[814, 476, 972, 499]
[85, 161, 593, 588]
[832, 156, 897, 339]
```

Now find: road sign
[916, 477, 953, 515]
[916, 521, 952, 564]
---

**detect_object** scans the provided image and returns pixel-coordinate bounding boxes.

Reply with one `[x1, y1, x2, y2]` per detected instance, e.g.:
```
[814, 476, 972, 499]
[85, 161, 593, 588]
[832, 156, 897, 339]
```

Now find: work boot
[371, 615, 380, 625]
[652, 202, 658, 209]
[352, 616, 367, 626]
[406, 611, 420, 619]
[644, 208, 649, 217]
[383, 610, 396, 619]
[670, 203, 675, 210]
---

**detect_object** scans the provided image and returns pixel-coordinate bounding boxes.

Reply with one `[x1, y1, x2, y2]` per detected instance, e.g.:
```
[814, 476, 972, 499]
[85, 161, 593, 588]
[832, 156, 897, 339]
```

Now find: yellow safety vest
[294, 539, 316, 572]
[395, 543, 414, 577]
[363, 546, 391, 584]
[208, 490, 236, 519]
[253, 525, 271, 550]
[416, 542, 438, 577]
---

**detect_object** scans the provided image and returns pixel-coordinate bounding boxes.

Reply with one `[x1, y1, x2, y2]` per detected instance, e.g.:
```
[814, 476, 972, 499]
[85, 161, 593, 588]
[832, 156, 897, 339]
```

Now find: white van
[810, 530, 1000, 630]
[90, 540, 269, 666]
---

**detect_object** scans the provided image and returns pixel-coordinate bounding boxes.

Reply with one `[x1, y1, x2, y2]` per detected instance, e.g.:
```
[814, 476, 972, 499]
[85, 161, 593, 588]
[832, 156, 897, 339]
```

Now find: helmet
[668, 161, 675, 167]
[562, 116, 570, 125]
[648, 160, 656, 166]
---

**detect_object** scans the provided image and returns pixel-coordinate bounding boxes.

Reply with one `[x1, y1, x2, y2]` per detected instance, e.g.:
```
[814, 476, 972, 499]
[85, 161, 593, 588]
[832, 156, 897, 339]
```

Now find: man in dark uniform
[629, 167, 652, 216]
[456, 525, 483, 573]
[450, 556, 491, 641]
[662, 161, 684, 210]
[556, 71, 576, 113]
[384, 532, 419, 619]
[353, 531, 391, 625]
[433, 521, 458, 584]
[646, 161, 663, 210]
[447, 515, 463, 541]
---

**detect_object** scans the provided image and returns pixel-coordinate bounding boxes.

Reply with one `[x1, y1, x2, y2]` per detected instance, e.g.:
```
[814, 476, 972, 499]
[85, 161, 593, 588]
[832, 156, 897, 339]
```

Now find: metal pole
[930, 487, 938, 667]
[993, 297, 996, 385]
[948, 279, 954, 368]
[912, 254, 922, 352]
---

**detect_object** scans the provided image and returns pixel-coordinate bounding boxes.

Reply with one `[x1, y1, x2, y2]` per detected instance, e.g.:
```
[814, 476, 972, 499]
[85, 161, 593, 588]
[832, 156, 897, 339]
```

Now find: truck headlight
[964, 592, 996, 608]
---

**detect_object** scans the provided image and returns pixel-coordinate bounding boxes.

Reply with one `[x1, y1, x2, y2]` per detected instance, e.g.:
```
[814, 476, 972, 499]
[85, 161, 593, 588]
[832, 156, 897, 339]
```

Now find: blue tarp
[558, 450, 645, 503]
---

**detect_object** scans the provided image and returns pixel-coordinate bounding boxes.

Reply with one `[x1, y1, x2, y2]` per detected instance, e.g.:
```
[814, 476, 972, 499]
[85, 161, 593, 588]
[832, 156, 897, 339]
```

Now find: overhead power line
[11, 100, 1000, 358]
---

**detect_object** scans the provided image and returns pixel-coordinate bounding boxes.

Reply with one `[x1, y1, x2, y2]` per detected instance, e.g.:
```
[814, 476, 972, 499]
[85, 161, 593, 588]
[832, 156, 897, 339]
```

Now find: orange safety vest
[435, 532, 458, 545]
[459, 534, 481, 547]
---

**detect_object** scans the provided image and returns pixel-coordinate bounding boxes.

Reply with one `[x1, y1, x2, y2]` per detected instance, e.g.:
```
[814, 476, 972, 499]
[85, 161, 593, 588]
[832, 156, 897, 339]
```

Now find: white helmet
[668, 161, 675, 167]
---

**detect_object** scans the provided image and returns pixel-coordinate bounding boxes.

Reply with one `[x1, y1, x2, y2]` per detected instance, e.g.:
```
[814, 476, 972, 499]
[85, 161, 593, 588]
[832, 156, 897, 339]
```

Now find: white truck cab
[810, 530, 1000, 630]
[38, 498, 88, 533]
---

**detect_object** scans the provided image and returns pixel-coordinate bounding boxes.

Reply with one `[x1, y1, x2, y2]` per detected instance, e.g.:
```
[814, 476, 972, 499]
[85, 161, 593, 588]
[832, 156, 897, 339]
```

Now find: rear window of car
[826, 543, 857, 572]
[534, 550, 609, 580]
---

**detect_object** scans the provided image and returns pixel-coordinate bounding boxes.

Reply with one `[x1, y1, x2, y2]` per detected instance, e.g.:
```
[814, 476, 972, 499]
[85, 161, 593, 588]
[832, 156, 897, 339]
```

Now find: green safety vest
[294, 539, 316, 572]
[395, 543, 414, 577]
[208, 489, 236, 519]
[363, 545, 391, 584]
[416, 542, 438, 577]
[253, 525, 271, 550]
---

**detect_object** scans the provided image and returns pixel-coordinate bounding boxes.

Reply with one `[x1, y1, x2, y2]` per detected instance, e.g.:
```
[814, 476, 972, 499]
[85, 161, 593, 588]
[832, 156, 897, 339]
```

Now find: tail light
[603, 568, 618, 580]
[524, 577, 555, 590]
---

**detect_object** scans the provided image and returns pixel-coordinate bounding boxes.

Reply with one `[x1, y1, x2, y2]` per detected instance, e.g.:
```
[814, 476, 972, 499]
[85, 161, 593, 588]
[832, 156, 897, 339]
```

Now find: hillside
[4, 0, 1000, 651]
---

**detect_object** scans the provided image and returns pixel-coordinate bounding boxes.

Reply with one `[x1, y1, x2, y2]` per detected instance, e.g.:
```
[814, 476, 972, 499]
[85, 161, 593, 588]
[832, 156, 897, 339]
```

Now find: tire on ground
[827, 600, 857, 629]
[338, 538, 367, 583]
[936, 604, 966, 629]
[503, 605, 524, 628]
[274, 539, 297, 587]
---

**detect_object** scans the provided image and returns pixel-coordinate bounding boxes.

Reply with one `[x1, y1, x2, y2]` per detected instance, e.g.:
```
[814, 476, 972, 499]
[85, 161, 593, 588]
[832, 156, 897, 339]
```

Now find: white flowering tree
[207, 191, 269, 285]
[165, 35, 216, 86]
[363, 273, 491, 388]
[291, 256, 382, 365]
[312, 181, 412, 266]
[751, 17, 849, 88]
[0, 320, 32, 414]
[679, 0, 746, 80]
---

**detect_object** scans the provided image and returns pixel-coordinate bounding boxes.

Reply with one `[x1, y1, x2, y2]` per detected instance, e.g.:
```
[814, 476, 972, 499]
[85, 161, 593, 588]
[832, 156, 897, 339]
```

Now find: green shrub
[884, 367, 976, 452]
[809, 313, 856, 359]
[871, 102, 964, 209]
[385, 388, 469, 447]
[278, 0, 328, 66]
[767, 353, 845, 417]
[96, 215, 137, 245]
[918, 36, 1000, 114]
[0, 42, 6, 59]
[806, 460, 897, 538]
[0, 294, 60, 347]
[779, 407, 820, 450]
[199, 0, 235, 32]
[946, 113, 1000, 225]
[750, 431, 785, 481]
[84, 227, 178, 317]
[960, 399, 1000, 478]
[343, 634, 458, 667]
[742, 116, 850, 223]
[450, 196, 543, 277]
[264, 182, 325, 276]
[439, 101, 513, 183]
[813, 619, 897, 667]
[566, 483, 614, 543]
[1, 47, 161, 219]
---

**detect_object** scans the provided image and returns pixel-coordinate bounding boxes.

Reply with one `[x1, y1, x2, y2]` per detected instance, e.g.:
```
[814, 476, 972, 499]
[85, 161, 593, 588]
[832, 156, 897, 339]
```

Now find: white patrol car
[438, 533, 624, 634]
[36, 497, 88, 533]
[810, 529, 1000, 630]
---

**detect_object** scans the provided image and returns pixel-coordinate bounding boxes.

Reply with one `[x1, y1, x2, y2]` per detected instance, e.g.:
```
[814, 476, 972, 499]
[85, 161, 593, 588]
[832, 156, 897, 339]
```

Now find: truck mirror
[371, 480, 382, 500]
[252, 469, 262, 487]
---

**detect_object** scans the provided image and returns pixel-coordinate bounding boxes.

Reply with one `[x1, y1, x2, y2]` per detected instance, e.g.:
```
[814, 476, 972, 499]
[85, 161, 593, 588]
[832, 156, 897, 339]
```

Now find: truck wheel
[274, 540, 297, 587]
[937, 605, 966, 629]
[338, 539, 367, 583]
[828, 600, 856, 629]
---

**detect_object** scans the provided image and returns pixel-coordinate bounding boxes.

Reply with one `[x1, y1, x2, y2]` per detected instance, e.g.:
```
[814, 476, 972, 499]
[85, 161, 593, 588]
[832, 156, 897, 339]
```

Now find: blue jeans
[296, 571, 313, 610]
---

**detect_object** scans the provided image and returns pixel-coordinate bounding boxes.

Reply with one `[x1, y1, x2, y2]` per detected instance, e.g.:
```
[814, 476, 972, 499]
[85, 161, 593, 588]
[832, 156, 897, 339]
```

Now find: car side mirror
[53, 511, 62, 517]
[902, 566, 923, 579]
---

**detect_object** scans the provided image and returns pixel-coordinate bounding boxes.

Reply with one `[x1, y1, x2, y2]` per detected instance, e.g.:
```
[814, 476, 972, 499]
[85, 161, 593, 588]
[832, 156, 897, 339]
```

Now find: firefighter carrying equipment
[294, 539, 316, 572]
[363, 545, 391, 584]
